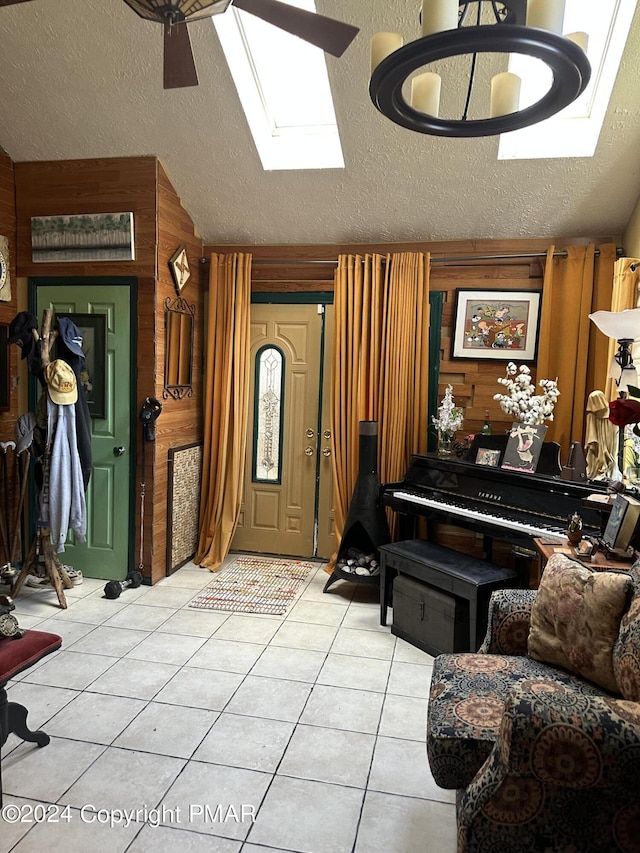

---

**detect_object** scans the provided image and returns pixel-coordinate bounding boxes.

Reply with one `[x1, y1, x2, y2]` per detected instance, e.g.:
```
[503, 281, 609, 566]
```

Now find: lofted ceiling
[0, 0, 639, 247]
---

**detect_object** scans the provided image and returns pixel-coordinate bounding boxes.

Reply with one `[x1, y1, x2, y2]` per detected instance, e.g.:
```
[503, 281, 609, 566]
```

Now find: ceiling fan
[0, 0, 360, 90]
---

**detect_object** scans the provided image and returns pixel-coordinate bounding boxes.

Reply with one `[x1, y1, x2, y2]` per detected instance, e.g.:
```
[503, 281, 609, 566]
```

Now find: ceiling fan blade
[232, 0, 358, 58]
[163, 21, 199, 89]
[0, 0, 35, 6]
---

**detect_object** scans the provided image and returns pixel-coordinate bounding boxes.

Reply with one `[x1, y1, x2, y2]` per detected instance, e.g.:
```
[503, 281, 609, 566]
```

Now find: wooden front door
[35, 281, 135, 580]
[316, 303, 336, 559]
[232, 302, 333, 558]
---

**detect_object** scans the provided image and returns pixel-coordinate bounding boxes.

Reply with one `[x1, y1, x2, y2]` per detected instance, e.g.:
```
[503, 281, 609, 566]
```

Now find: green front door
[34, 281, 135, 580]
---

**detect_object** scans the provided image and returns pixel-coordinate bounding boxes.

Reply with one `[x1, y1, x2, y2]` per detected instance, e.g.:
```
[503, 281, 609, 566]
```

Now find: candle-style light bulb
[411, 72, 442, 116]
[370, 32, 403, 73]
[490, 72, 521, 117]
[421, 0, 459, 37]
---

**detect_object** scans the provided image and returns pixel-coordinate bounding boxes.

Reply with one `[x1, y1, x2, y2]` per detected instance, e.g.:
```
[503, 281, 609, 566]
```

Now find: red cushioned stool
[0, 630, 62, 806]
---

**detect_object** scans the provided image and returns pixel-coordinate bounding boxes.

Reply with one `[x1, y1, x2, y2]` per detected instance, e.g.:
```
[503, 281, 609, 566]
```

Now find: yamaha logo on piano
[478, 492, 502, 502]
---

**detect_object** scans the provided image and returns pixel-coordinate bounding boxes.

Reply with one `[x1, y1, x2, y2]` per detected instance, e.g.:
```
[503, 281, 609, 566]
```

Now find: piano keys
[382, 452, 610, 551]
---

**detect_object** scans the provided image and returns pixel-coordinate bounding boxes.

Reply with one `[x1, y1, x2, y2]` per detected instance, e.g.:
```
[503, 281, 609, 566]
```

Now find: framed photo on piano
[451, 289, 541, 361]
[476, 447, 501, 467]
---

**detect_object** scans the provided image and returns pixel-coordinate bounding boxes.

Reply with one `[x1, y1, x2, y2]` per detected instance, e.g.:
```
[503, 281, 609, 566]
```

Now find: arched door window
[253, 345, 285, 483]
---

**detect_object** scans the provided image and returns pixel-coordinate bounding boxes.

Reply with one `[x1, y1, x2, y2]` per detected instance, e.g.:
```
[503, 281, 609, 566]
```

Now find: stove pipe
[338, 420, 391, 557]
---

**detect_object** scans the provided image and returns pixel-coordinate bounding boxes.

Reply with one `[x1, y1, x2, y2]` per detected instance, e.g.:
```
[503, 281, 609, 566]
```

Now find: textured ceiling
[0, 0, 639, 246]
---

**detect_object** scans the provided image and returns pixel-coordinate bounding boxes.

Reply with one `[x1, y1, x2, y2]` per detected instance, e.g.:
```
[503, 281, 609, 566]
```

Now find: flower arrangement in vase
[433, 384, 464, 456]
[493, 362, 559, 425]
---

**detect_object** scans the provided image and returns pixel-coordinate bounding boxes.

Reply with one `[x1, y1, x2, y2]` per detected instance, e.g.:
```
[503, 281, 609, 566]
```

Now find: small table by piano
[532, 537, 636, 574]
[379, 539, 518, 652]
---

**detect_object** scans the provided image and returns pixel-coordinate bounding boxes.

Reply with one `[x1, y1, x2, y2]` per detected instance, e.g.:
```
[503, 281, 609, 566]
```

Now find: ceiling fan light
[123, 0, 232, 24]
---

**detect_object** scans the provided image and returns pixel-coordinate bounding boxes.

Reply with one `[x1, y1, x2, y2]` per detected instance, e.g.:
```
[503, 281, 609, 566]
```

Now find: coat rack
[10, 309, 74, 609]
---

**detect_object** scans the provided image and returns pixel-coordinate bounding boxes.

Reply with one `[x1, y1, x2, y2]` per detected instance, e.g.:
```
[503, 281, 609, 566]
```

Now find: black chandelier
[369, 0, 591, 138]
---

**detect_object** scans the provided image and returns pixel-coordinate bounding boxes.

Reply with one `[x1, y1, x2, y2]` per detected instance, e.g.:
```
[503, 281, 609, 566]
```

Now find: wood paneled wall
[13, 156, 204, 584]
[203, 236, 618, 437]
[15, 157, 158, 279]
[152, 162, 204, 584]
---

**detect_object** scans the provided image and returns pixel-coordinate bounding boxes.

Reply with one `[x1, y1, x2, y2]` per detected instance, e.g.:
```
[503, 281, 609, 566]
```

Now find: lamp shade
[618, 366, 639, 393]
[588, 308, 640, 340]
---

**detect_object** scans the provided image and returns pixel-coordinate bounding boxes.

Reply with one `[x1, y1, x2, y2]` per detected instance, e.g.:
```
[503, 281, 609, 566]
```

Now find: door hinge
[317, 304, 324, 315]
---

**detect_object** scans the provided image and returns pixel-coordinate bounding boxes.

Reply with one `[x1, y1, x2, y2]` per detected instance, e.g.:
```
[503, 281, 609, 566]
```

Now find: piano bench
[379, 539, 518, 652]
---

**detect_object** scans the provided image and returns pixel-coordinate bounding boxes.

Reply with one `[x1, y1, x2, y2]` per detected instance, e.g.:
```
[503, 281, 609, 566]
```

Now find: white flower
[432, 384, 464, 434]
[493, 364, 559, 425]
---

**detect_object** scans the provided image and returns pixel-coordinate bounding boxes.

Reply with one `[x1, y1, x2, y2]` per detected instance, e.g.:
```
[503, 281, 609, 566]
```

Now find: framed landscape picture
[31, 212, 135, 263]
[451, 289, 541, 361]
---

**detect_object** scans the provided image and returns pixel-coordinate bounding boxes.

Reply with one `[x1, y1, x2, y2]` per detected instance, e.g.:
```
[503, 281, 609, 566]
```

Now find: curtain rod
[200, 248, 617, 266]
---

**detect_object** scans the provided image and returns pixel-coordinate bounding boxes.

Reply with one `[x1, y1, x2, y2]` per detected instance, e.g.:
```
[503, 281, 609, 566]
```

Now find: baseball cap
[8, 312, 38, 359]
[45, 359, 78, 405]
[56, 317, 85, 358]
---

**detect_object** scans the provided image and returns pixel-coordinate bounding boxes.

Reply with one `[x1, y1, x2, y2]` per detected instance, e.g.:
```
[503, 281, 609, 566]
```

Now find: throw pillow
[528, 553, 632, 693]
[612, 561, 640, 701]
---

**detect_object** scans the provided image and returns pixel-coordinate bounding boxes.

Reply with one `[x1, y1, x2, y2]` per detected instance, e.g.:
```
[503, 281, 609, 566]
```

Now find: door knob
[322, 447, 331, 457]
[305, 446, 314, 456]
[113, 446, 126, 457]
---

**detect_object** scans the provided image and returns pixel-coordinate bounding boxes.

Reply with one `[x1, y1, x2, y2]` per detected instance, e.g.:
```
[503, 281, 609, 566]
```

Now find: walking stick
[9, 451, 30, 565]
[0, 441, 15, 565]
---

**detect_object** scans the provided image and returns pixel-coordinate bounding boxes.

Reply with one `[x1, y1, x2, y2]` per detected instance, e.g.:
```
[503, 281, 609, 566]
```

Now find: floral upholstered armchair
[426, 554, 640, 853]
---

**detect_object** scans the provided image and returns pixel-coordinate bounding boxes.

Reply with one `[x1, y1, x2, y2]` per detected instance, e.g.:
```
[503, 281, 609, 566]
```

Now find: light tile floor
[2, 556, 457, 852]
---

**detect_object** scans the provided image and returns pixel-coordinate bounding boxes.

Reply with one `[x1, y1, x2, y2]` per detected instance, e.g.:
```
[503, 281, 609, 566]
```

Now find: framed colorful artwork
[451, 289, 541, 361]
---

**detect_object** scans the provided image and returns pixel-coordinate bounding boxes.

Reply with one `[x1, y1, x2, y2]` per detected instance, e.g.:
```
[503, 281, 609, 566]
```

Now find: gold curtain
[331, 252, 430, 552]
[536, 244, 617, 457]
[604, 258, 640, 401]
[195, 253, 252, 571]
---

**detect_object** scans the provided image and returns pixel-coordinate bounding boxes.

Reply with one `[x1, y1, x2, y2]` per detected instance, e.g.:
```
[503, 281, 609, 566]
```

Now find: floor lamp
[589, 308, 640, 475]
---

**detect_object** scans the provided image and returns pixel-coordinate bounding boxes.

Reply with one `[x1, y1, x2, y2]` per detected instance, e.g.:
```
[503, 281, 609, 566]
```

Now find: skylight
[498, 0, 638, 160]
[212, 0, 345, 171]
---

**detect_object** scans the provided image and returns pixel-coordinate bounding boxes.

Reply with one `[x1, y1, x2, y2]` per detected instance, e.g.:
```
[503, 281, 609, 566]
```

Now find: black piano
[382, 451, 610, 552]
